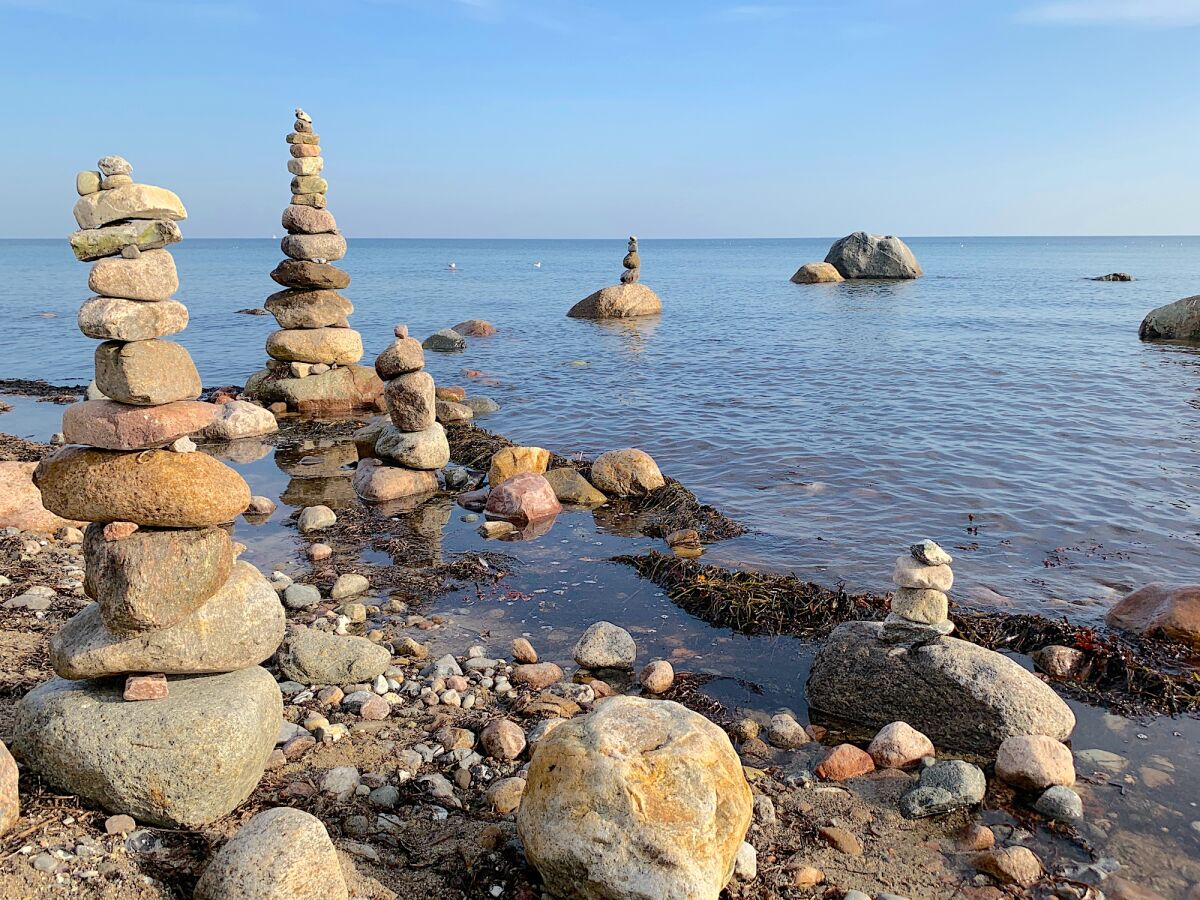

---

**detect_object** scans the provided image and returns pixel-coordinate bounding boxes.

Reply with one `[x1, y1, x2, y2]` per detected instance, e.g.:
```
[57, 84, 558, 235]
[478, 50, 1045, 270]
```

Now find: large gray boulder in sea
[1139, 295, 1200, 342]
[806, 621, 1074, 753]
[12, 667, 281, 828]
[824, 232, 923, 279]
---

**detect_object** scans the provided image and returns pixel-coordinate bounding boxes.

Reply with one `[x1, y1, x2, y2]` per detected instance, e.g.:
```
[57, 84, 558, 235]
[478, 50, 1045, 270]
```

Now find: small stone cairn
[620, 235, 640, 284]
[352, 324, 447, 502]
[244, 108, 383, 414]
[566, 236, 663, 319]
[884, 539, 955, 643]
[11, 161, 285, 829]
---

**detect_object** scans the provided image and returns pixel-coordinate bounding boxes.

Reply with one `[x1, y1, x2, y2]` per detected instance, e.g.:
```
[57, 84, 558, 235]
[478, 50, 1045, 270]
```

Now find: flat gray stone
[277, 626, 392, 685]
[13, 667, 281, 828]
[807, 620, 1075, 754]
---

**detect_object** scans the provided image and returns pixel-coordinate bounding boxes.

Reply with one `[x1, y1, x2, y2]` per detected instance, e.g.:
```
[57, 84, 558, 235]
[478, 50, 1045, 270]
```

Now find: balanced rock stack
[567, 235, 663, 319]
[11, 164, 284, 828]
[620, 235, 640, 284]
[353, 324, 447, 502]
[244, 108, 384, 414]
[883, 538, 956, 643]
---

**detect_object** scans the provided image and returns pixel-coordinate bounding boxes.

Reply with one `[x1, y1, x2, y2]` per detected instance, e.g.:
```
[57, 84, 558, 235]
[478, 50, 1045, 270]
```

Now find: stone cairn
[884, 539, 955, 643]
[244, 108, 383, 414]
[620, 235, 640, 284]
[11, 159, 285, 829]
[352, 324, 448, 503]
[567, 235, 663, 319]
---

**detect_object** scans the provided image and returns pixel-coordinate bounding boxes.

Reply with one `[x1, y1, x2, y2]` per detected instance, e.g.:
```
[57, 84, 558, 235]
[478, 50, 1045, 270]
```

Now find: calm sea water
[3, 236, 1200, 622]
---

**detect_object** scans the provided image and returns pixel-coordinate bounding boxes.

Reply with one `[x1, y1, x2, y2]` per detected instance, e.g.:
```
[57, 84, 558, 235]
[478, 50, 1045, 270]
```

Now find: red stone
[62, 399, 217, 450]
[1106, 583, 1200, 646]
[123, 673, 168, 701]
[814, 743, 876, 782]
[103, 521, 139, 541]
[511, 663, 564, 690]
[484, 473, 562, 525]
[452, 319, 497, 337]
[0, 740, 18, 836]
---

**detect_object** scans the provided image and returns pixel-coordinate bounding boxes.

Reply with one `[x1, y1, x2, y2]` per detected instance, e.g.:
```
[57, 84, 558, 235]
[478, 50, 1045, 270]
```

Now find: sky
[2, 0, 1198, 238]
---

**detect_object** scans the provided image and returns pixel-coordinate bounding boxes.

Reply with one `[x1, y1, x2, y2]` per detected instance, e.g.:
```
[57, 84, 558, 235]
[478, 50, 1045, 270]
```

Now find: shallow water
[5, 236, 1200, 621]
[2, 392, 1198, 895]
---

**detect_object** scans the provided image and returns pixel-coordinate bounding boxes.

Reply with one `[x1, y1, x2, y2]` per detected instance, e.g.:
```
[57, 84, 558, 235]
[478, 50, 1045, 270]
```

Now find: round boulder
[790, 262, 844, 284]
[590, 448, 665, 497]
[567, 283, 662, 319]
[518, 696, 752, 900]
[824, 232, 922, 280]
[574, 620, 636, 670]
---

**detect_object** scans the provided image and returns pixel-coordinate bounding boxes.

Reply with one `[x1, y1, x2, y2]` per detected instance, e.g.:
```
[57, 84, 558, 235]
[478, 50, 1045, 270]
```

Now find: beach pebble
[900, 760, 986, 818]
[1031, 644, 1087, 679]
[298, 505, 336, 533]
[639, 660, 674, 694]
[486, 777, 525, 814]
[511, 637, 537, 663]
[995, 735, 1075, 790]
[573, 621, 636, 669]
[868, 721, 934, 768]
[1035, 785, 1083, 822]
[283, 583, 321, 609]
[815, 744, 875, 781]
[480, 719, 526, 760]
[766, 713, 809, 749]
[972, 846, 1042, 887]
[330, 573, 368, 599]
[320, 766, 361, 800]
[734, 842, 757, 880]
[511, 663, 563, 689]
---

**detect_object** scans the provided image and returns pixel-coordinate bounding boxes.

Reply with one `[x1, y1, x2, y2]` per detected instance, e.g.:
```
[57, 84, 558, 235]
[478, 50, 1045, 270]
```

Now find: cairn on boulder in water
[352, 324, 445, 503]
[244, 108, 384, 414]
[11, 161, 284, 828]
[567, 236, 663, 319]
[806, 538, 1075, 753]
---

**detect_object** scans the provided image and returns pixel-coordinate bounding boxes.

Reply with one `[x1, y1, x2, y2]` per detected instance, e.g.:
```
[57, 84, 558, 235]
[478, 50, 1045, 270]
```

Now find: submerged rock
[567, 283, 663, 319]
[1105, 582, 1200, 646]
[422, 328, 466, 352]
[194, 807, 347, 900]
[1139, 295, 1200, 342]
[543, 467, 607, 505]
[806, 620, 1075, 753]
[518, 696, 752, 900]
[790, 262, 844, 284]
[13, 668, 280, 828]
[825, 232, 922, 280]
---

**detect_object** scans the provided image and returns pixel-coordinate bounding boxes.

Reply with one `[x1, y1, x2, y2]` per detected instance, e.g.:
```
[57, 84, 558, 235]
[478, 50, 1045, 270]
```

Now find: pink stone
[452, 319, 497, 337]
[511, 663, 564, 690]
[480, 719, 526, 760]
[123, 673, 168, 701]
[359, 695, 390, 720]
[0, 461, 84, 535]
[484, 473, 562, 525]
[815, 744, 876, 782]
[393, 324, 409, 338]
[103, 521, 139, 541]
[867, 721, 934, 769]
[62, 399, 217, 451]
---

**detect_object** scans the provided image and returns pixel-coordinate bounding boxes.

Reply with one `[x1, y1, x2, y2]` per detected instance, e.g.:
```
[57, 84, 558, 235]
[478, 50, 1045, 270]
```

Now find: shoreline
[1, 391, 1199, 898]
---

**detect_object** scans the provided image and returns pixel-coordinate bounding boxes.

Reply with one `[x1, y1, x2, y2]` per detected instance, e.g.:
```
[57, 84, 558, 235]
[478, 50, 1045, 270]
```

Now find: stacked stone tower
[884, 539, 956, 643]
[11, 160, 284, 829]
[352, 324, 447, 502]
[244, 108, 383, 414]
[620, 235, 640, 284]
[567, 235, 663, 319]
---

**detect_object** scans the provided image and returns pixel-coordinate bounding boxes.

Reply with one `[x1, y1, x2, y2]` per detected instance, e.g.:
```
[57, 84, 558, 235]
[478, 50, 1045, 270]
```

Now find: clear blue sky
[4, 0, 1198, 237]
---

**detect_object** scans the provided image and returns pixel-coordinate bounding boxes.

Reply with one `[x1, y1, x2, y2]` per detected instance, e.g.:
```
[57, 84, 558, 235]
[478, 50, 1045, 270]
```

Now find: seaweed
[616, 551, 1200, 716]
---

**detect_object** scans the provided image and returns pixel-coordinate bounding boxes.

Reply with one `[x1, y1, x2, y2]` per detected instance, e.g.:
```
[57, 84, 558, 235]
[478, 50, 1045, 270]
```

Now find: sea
[3, 236, 1200, 623]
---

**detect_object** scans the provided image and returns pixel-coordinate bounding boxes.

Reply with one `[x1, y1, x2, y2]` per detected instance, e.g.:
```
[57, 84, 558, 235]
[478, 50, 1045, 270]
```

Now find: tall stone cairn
[352, 324, 447, 502]
[244, 108, 384, 414]
[620, 235, 640, 284]
[11, 158, 284, 829]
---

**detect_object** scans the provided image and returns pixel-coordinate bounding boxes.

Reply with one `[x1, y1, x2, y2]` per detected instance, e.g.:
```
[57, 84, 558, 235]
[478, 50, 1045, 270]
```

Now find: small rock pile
[567, 236, 663, 319]
[883, 538, 956, 643]
[12, 163, 285, 828]
[245, 108, 384, 414]
[806, 538, 1075, 753]
[353, 324, 447, 503]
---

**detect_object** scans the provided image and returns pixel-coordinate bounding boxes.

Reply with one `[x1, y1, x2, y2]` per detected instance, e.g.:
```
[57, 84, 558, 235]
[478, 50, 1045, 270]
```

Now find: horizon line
[3, 233, 1200, 241]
